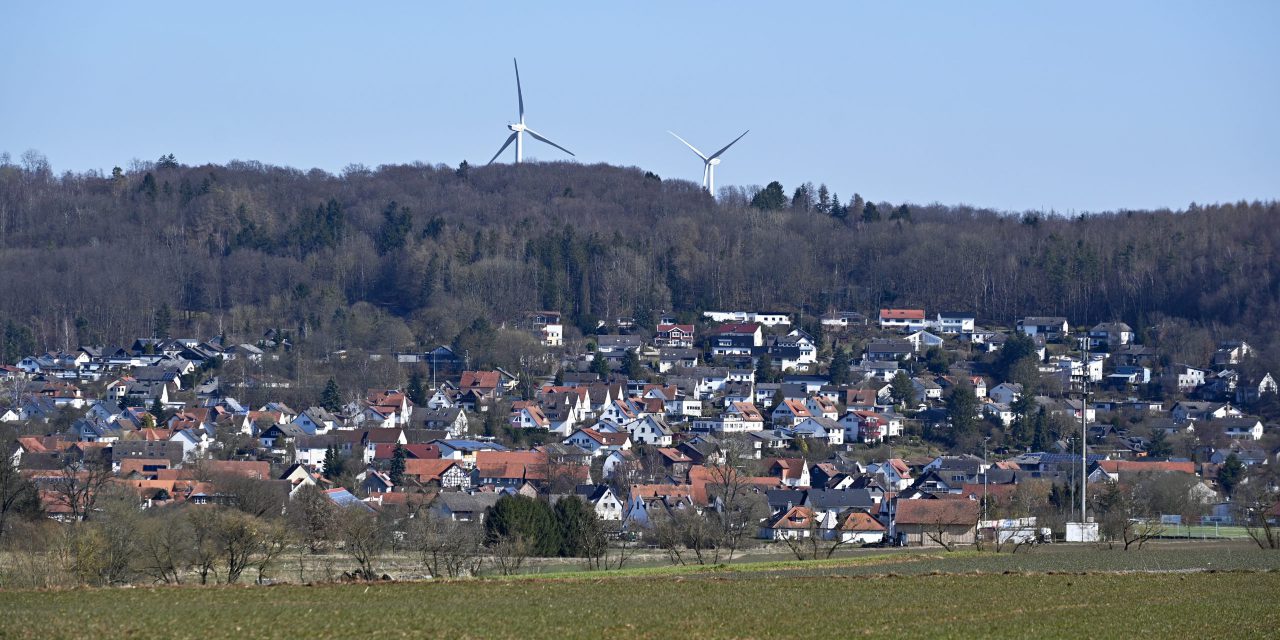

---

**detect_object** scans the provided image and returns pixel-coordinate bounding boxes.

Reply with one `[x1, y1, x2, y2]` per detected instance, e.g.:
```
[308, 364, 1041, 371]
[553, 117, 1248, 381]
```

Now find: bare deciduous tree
[50, 455, 114, 522]
[136, 507, 192, 584]
[490, 533, 529, 576]
[336, 506, 389, 580]
[407, 516, 484, 578]
[1235, 468, 1280, 550]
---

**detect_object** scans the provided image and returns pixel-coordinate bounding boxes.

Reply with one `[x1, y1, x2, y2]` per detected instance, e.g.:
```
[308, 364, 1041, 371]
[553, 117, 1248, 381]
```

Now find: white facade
[703, 311, 791, 326]
[934, 313, 975, 334]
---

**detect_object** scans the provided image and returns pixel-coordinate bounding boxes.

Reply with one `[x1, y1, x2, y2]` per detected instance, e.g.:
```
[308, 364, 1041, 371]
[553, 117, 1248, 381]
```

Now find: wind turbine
[668, 129, 749, 194]
[487, 59, 575, 165]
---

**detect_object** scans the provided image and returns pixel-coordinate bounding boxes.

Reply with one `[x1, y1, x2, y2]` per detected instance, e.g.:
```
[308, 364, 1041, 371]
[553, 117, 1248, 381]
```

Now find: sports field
[2, 544, 1277, 639]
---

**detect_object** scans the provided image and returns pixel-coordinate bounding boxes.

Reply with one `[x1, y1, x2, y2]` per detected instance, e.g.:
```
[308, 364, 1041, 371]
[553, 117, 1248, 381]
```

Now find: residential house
[864, 340, 914, 362]
[575, 484, 625, 521]
[657, 348, 699, 373]
[905, 330, 945, 352]
[820, 310, 868, 329]
[417, 407, 469, 437]
[655, 324, 695, 349]
[766, 458, 811, 488]
[934, 312, 976, 335]
[771, 398, 813, 427]
[457, 370, 503, 409]
[789, 416, 844, 446]
[1087, 460, 1196, 484]
[1166, 364, 1207, 393]
[760, 505, 821, 540]
[879, 309, 928, 332]
[1171, 401, 1239, 422]
[702, 311, 790, 327]
[1088, 322, 1134, 350]
[1236, 373, 1278, 405]
[983, 402, 1015, 427]
[656, 447, 694, 479]
[829, 509, 887, 544]
[1017, 316, 1069, 340]
[403, 458, 470, 489]
[1213, 340, 1252, 367]
[258, 423, 307, 451]
[433, 492, 501, 522]
[709, 323, 763, 359]
[912, 377, 943, 402]
[291, 407, 341, 435]
[601, 449, 640, 482]
[525, 311, 564, 347]
[892, 499, 979, 547]
[623, 415, 673, 446]
[431, 439, 509, 466]
[563, 428, 631, 456]
[1215, 417, 1265, 441]
[988, 382, 1024, 405]
[804, 396, 839, 420]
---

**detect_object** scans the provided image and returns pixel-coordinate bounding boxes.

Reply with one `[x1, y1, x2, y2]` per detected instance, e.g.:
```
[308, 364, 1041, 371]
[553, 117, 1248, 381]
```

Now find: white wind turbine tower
[488, 59, 575, 164]
[668, 129, 749, 194]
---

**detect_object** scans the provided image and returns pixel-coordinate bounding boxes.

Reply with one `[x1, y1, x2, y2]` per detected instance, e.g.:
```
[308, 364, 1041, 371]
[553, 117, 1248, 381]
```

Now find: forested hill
[0, 154, 1277, 367]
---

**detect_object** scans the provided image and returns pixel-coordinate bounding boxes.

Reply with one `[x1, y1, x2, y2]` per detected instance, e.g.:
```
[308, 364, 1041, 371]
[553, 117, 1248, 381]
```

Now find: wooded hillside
[1, 152, 1277, 368]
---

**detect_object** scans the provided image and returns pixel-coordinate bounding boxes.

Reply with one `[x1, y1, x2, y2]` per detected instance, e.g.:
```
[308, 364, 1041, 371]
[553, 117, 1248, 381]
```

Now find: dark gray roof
[806, 488, 876, 510]
[766, 489, 806, 511]
[437, 492, 501, 513]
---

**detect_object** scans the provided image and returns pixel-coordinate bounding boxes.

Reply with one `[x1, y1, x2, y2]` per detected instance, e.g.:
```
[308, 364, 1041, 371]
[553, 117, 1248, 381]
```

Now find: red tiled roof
[767, 505, 817, 530]
[629, 484, 694, 502]
[460, 371, 500, 390]
[767, 457, 808, 481]
[731, 402, 764, 421]
[579, 428, 629, 446]
[879, 309, 926, 320]
[204, 460, 270, 480]
[838, 510, 886, 532]
[403, 459, 462, 481]
[119, 458, 171, 478]
[657, 448, 693, 464]
[894, 499, 979, 525]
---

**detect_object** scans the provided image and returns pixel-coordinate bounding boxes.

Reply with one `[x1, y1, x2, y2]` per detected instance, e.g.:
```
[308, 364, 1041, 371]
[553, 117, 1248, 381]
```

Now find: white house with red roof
[771, 398, 813, 427]
[509, 402, 550, 430]
[879, 308, 928, 331]
[563, 427, 632, 456]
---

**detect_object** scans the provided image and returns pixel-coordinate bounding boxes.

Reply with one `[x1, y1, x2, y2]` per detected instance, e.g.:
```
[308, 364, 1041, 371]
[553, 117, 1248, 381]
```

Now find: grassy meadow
[2, 543, 1278, 639]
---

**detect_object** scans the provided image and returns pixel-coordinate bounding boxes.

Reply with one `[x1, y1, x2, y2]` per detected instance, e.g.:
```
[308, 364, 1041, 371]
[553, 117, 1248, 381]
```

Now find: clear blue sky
[2, 1, 1276, 213]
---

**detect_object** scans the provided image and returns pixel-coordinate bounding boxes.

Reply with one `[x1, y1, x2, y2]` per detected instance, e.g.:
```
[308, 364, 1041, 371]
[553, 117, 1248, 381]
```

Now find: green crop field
[2, 544, 1278, 639]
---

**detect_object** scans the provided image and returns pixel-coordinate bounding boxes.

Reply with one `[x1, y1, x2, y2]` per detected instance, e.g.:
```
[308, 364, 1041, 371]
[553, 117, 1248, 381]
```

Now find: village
[3, 306, 1279, 574]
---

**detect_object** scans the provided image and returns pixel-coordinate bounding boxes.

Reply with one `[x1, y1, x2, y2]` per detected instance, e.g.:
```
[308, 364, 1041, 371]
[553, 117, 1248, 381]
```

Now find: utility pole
[983, 436, 990, 526]
[1080, 335, 1088, 524]
[887, 439, 895, 545]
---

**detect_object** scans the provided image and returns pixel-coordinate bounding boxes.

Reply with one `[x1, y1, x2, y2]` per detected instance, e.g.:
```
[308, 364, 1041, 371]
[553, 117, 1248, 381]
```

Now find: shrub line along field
[3, 544, 1279, 639]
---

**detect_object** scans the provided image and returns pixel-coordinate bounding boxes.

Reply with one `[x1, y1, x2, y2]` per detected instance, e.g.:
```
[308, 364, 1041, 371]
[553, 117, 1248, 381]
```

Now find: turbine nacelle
[487, 59, 574, 165]
[668, 129, 749, 195]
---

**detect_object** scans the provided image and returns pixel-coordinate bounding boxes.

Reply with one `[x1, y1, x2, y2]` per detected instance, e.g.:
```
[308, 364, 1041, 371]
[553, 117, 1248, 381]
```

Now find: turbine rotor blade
[514, 58, 524, 122]
[488, 132, 519, 165]
[708, 129, 750, 161]
[524, 128, 575, 157]
[668, 131, 708, 160]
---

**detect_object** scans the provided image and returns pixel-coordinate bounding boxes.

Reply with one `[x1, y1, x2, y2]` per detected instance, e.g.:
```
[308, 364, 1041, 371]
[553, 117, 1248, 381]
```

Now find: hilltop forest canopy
[0, 151, 1277, 369]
